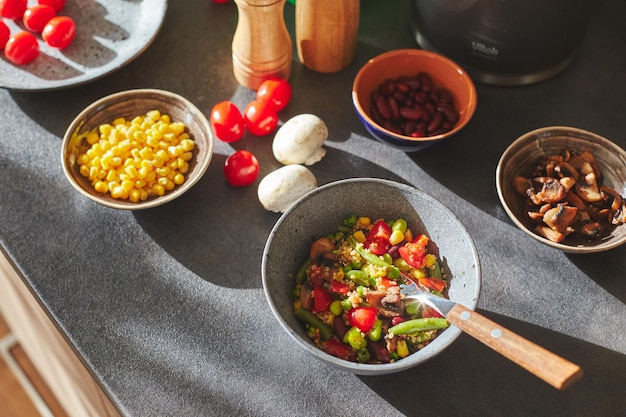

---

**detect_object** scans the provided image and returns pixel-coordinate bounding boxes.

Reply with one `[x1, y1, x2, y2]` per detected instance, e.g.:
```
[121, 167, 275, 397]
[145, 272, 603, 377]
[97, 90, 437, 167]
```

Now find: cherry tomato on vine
[4, 31, 40, 65]
[42, 15, 75, 49]
[223, 150, 260, 187]
[23, 4, 56, 33]
[210, 101, 244, 143]
[256, 78, 292, 112]
[38, 0, 65, 13]
[0, 21, 9, 49]
[244, 99, 278, 136]
[0, 0, 27, 19]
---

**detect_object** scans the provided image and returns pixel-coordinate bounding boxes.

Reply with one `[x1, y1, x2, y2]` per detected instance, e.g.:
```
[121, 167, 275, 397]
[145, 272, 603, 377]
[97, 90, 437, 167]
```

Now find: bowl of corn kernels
[62, 89, 214, 210]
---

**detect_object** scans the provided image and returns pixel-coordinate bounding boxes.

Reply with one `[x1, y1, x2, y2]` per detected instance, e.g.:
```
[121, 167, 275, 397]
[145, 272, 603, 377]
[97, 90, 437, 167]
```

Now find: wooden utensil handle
[447, 303, 583, 390]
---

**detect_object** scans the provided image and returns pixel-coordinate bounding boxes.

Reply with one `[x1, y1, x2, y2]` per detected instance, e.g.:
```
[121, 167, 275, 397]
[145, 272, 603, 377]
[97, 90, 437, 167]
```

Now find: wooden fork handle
[446, 303, 583, 390]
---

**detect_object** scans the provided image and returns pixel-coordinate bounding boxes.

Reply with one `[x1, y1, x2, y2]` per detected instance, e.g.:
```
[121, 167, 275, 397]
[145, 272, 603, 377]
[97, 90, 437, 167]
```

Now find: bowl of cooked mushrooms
[496, 126, 626, 253]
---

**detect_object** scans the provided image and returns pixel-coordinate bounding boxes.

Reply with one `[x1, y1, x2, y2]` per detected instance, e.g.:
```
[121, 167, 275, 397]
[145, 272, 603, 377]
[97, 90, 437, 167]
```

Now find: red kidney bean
[368, 71, 460, 138]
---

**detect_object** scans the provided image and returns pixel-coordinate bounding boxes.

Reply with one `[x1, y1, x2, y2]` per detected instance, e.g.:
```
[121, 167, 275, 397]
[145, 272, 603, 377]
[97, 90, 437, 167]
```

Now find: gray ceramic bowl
[262, 178, 481, 375]
[62, 89, 214, 210]
[496, 126, 626, 253]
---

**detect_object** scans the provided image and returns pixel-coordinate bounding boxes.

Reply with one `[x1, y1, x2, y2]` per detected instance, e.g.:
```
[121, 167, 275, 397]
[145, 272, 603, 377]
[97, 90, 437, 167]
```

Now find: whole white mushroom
[272, 114, 328, 165]
[257, 165, 317, 213]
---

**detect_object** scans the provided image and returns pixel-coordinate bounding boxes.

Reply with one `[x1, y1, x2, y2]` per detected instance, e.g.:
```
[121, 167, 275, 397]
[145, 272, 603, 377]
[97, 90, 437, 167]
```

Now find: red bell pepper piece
[313, 285, 332, 313]
[419, 277, 446, 292]
[329, 280, 350, 295]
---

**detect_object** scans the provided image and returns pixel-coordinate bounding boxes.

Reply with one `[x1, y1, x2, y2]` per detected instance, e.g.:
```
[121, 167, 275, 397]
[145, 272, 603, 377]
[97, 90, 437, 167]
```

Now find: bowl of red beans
[61, 89, 214, 210]
[262, 178, 481, 375]
[352, 49, 477, 152]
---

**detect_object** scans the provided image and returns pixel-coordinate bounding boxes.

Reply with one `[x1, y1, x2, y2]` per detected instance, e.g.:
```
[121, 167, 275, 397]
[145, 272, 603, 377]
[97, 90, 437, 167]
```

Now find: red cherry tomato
[398, 234, 429, 268]
[256, 78, 292, 112]
[4, 31, 39, 65]
[23, 5, 56, 33]
[364, 219, 392, 255]
[0, 21, 9, 49]
[243, 99, 278, 136]
[347, 307, 378, 333]
[223, 150, 259, 187]
[38, 0, 64, 13]
[210, 101, 244, 143]
[42, 15, 75, 49]
[312, 285, 333, 313]
[0, 0, 27, 19]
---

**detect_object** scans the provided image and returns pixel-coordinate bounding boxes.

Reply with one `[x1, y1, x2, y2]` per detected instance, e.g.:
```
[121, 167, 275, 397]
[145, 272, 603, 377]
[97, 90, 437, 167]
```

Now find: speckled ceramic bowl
[496, 126, 626, 253]
[262, 178, 481, 375]
[62, 89, 214, 210]
[352, 49, 477, 152]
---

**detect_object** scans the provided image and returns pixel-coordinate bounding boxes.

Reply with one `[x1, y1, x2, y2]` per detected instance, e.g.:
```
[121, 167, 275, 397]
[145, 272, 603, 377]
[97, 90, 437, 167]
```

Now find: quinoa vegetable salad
[292, 215, 451, 364]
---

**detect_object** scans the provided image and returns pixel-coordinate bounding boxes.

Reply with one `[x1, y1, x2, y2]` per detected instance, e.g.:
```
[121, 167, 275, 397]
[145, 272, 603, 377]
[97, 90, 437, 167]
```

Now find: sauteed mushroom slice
[543, 204, 578, 233]
[310, 237, 335, 263]
[533, 177, 567, 204]
[575, 163, 603, 202]
[535, 225, 568, 243]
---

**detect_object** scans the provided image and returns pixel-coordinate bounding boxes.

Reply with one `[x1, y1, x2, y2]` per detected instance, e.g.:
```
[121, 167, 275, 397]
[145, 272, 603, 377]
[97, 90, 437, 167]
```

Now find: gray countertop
[1, 1, 625, 416]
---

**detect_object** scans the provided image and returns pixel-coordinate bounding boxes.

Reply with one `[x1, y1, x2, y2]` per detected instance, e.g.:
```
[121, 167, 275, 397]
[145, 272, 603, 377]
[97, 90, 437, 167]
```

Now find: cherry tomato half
[23, 4, 56, 33]
[0, 0, 27, 19]
[210, 101, 244, 143]
[38, 0, 65, 13]
[223, 150, 259, 187]
[42, 15, 75, 49]
[244, 99, 278, 136]
[4, 31, 39, 65]
[256, 78, 292, 112]
[0, 21, 9, 49]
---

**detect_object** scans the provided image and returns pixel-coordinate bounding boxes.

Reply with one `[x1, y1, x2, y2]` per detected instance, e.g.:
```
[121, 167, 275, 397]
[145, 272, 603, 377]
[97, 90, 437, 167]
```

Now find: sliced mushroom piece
[575, 170, 603, 202]
[578, 221, 603, 238]
[535, 225, 568, 243]
[543, 203, 578, 233]
[611, 201, 626, 225]
[554, 162, 579, 181]
[366, 290, 403, 317]
[533, 177, 567, 203]
[564, 191, 589, 221]
[310, 237, 336, 263]
[559, 177, 577, 191]
[600, 185, 623, 212]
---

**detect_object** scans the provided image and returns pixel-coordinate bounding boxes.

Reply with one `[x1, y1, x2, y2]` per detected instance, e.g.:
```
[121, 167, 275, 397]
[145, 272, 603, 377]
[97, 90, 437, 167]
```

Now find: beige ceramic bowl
[62, 89, 214, 210]
[496, 126, 626, 253]
[352, 49, 477, 152]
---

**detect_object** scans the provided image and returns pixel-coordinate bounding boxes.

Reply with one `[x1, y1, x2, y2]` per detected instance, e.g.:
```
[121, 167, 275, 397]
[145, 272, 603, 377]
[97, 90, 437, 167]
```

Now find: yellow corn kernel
[88, 166, 99, 181]
[179, 161, 189, 174]
[353, 230, 366, 243]
[121, 180, 134, 192]
[163, 180, 175, 191]
[146, 135, 159, 148]
[404, 229, 414, 243]
[129, 189, 140, 203]
[135, 179, 146, 189]
[79, 164, 90, 177]
[145, 170, 156, 183]
[112, 117, 126, 126]
[180, 139, 195, 152]
[396, 340, 409, 358]
[181, 151, 193, 162]
[76, 153, 89, 165]
[100, 154, 113, 170]
[110, 185, 125, 199]
[86, 132, 100, 145]
[356, 217, 371, 228]
[153, 156, 164, 168]
[98, 124, 112, 136]
[409, 268, 427, 280]
[170, 122, 185, 135]
[147, 110, 161, 121]
[168, 145, 183, 158]
[124, 165, 138, 179]
[106, 170, 117, 182]
[156, 166, 170, 177]
[173, 173, 185, 185]
[389, 230, 405, 246]
[424, 253, 436, 269]
[152, 184, 165, 196]
[93, 181, 108, 194]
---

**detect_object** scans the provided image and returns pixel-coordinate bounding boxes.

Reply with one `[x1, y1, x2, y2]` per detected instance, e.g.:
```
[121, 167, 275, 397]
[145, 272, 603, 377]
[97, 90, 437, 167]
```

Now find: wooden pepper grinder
[232, 0, 292, 90]
[296, 0, 360, 73]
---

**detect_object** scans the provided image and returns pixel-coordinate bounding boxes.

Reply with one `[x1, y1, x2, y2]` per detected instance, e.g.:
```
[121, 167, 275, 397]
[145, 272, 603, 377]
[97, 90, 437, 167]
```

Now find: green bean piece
[431, 259, 443, 280]
[294, 308, 333, 340]
[295, 258, 311, 285]
[346, 270, 370, 286]
[388, 318, 449, 335]
[392, 218, 408, 233]
[343, 326, 367, 349]
[357, 246, 391, 267]
[329, 300, 343, 316]
[368, 319, 382, 341]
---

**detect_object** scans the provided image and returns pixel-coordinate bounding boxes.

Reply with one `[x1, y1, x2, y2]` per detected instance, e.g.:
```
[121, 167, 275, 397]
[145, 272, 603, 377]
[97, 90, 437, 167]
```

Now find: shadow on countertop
[360, 309, 626, 417]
